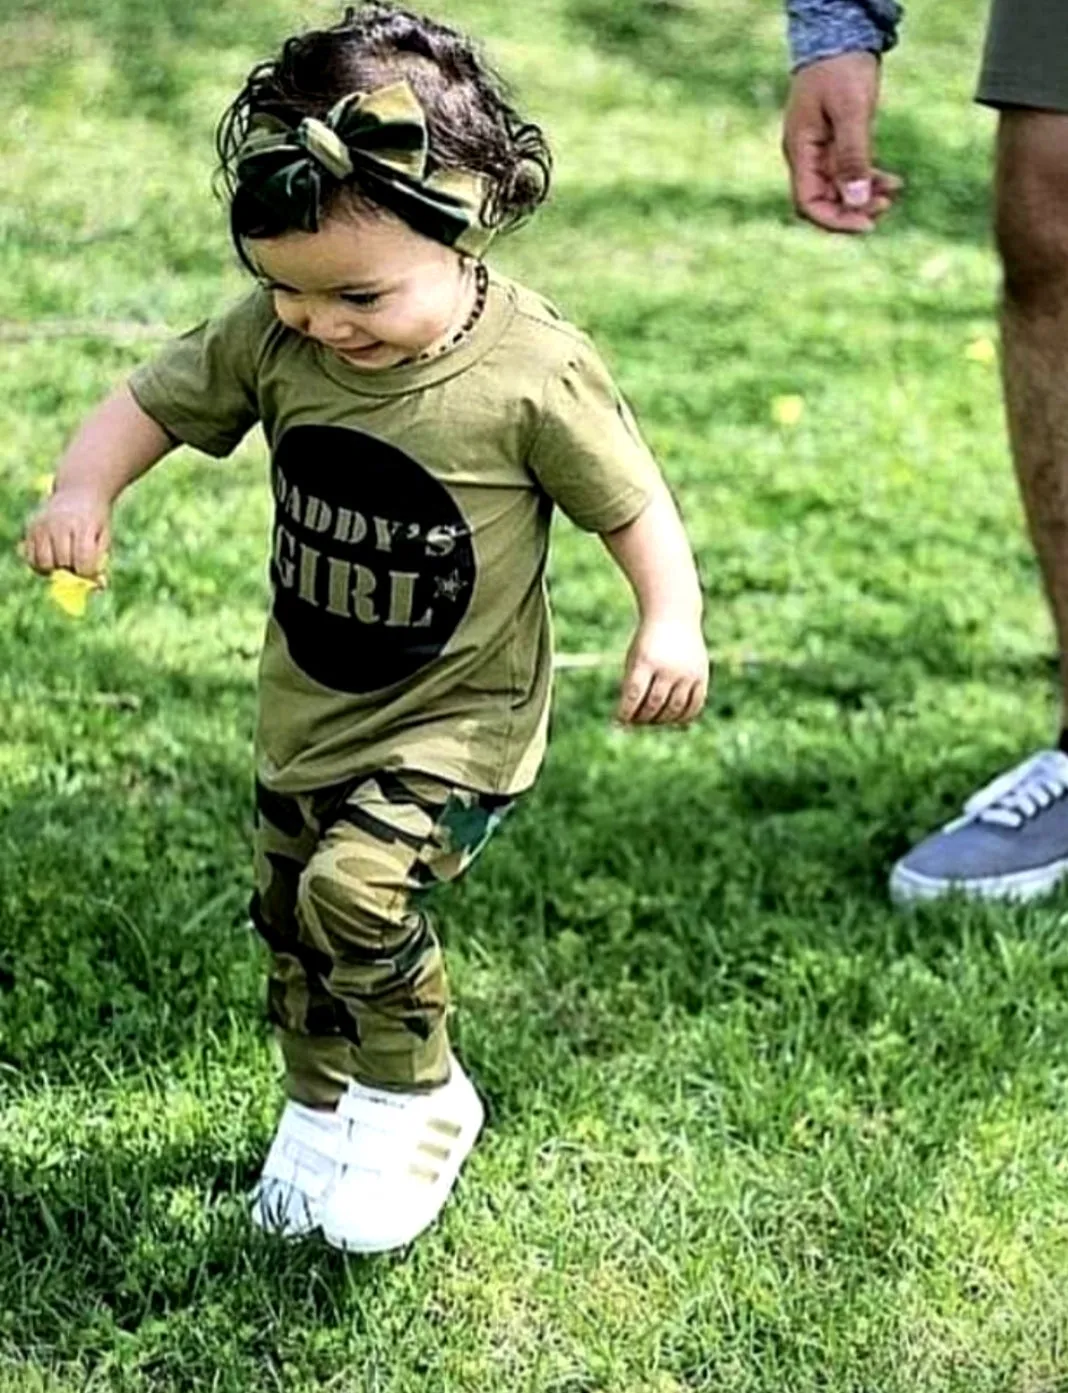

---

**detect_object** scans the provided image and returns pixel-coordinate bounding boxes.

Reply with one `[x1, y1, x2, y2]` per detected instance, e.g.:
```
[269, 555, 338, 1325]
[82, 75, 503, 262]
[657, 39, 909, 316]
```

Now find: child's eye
[340, 291, 380, 308]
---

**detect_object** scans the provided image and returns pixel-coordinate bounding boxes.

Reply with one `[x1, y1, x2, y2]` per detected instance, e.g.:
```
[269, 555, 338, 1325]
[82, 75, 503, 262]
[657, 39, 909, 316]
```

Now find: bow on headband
[235, 80, 495, 256]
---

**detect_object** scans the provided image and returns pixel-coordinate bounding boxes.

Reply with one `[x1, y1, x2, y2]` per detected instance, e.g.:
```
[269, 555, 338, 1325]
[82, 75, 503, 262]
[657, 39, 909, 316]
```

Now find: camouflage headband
[234, 80, 495, 256]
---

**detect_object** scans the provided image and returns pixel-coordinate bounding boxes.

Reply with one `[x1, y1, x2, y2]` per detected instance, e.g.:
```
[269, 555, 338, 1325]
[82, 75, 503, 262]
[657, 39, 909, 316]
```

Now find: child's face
[251, 212, 469, 371]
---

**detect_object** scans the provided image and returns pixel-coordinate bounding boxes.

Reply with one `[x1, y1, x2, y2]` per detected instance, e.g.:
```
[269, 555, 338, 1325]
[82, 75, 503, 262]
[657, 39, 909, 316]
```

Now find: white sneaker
[320, 1059, 485, 1254]
[249, 1100, 343, 1238]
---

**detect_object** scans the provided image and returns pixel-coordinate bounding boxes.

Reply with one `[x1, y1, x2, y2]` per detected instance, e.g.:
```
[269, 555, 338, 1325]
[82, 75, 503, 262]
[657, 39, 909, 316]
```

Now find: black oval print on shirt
[270, 424, 476, 694]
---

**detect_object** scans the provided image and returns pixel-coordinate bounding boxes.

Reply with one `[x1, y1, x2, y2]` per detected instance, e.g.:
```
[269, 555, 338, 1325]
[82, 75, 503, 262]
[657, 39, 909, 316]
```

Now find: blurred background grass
[5, 1, 1068, 1390]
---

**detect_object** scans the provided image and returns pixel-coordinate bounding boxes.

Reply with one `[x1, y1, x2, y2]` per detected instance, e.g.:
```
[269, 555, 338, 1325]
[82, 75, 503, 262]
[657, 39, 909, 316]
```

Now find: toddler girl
[22, 2, 708, 1253]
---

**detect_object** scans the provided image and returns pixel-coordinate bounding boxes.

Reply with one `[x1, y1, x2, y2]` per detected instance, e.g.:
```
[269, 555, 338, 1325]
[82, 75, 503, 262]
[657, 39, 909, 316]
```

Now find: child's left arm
[601, 483, 709, 726]
[526, 336, 709, 725]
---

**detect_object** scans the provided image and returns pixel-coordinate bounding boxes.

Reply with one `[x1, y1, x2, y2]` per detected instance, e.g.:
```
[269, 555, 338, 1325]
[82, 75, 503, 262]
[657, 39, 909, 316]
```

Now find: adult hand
[782, 51, 902, 233]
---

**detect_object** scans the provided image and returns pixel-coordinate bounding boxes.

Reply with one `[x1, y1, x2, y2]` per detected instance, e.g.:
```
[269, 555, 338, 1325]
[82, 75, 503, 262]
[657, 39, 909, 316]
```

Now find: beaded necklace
[407, 259, 490, 367]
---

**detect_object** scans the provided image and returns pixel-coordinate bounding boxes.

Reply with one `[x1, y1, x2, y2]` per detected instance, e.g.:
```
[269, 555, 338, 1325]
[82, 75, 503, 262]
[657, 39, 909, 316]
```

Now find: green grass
[4, 0, 1068, 1388]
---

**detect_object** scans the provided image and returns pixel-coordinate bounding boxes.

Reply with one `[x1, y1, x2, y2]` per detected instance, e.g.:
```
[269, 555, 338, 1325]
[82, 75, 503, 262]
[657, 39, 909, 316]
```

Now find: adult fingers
[872, 167, 905, 196]
[866, 169, 904, 222]
[831, 104, 875, 208]
[785, 126, 829, 223]
[801, 192, 876, 233]
[820, 59, 880, 207]
[787, 140, 876, 232]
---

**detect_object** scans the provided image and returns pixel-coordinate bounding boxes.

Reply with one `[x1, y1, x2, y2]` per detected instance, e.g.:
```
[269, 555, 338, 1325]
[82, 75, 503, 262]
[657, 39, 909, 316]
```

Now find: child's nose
[307, 302, 353, 342]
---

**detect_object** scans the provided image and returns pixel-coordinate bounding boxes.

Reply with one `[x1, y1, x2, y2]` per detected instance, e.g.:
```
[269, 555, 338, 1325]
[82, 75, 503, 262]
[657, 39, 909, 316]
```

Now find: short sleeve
[128, 290, 272, 458]
[527, 341, 660, 533]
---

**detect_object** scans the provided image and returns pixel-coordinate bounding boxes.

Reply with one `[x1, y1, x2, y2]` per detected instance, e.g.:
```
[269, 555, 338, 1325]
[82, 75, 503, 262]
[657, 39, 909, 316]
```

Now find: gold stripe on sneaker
[417, 1141, 451, 1162]
[408, 1164, 440, 1183]
[426, 1117, 462, 1138]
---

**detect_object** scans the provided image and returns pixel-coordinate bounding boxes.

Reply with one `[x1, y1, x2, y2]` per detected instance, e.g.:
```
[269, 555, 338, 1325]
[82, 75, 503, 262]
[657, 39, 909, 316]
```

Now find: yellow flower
[32, 472, 55, 497]
[965, 336, 997, 365]
[771, 394, 805, 427]
[919, 253, 952, 283]
[48, 568, 102, 618]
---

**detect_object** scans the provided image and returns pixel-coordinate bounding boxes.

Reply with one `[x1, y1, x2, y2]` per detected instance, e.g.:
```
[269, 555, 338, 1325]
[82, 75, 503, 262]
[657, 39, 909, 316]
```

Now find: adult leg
[997, 110, 1068, 714]
[888, 0, 1068, 904]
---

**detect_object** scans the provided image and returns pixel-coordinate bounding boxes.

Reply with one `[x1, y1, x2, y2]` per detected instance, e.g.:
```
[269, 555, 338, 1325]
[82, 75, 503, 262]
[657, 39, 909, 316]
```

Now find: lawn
[4, 0, 1068, 1389]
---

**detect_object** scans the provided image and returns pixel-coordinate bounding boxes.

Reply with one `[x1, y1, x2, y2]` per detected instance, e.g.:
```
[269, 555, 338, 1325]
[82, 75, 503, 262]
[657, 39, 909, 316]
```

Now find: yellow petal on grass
[32, 472, 55, 498]
[48, 568, 102, 618]
[919, 252, 952, 283]
[771, 394, 805, 427]
[965, 336, 997, 365]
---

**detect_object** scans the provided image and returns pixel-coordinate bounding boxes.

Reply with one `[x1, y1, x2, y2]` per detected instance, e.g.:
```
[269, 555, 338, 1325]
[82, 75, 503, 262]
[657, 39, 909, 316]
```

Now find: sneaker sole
[319, 1143, 478, 1255]
[319, 1181, 463, 1255]
[890, 855, 1068, 905]
[321, 1227, 423, 1255]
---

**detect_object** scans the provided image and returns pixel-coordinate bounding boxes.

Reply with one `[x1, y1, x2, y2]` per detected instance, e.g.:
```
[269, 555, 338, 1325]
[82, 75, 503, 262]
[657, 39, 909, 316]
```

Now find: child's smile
[251, 212, 475, 371]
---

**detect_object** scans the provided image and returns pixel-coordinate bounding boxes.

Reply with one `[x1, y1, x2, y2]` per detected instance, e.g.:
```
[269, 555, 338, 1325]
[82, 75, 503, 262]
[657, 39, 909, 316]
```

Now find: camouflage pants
[250, 770, 512, 1108]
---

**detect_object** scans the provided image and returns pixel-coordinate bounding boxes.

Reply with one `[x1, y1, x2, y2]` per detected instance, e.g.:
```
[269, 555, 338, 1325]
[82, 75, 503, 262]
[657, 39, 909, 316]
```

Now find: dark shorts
[977, 0, 1068, 113]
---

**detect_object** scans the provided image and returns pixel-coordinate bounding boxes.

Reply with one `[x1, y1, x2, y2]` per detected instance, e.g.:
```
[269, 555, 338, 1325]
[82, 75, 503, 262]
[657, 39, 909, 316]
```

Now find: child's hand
[616, 617, 709, 726]
[22, 488, 111, 580]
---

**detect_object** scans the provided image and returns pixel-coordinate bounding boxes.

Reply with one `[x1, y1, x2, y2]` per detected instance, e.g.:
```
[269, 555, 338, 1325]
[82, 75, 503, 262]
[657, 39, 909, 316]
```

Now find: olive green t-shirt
[128, 272, 659, 796]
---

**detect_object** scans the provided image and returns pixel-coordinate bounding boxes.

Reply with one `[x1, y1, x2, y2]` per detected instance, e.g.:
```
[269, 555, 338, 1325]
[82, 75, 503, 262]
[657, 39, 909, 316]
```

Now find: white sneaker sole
[323, 1227, 427, 1255]
[890, 855, 1068, 905]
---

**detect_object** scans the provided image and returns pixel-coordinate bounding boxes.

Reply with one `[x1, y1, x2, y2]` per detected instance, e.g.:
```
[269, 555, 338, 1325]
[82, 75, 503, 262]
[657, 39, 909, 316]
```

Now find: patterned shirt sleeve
[786, 0, 903, 71]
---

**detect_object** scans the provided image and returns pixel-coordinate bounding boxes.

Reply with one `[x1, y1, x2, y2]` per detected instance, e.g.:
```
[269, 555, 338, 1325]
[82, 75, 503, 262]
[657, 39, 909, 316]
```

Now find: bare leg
[996, 110, 1068, 723]
[888, 110, 1068, 904]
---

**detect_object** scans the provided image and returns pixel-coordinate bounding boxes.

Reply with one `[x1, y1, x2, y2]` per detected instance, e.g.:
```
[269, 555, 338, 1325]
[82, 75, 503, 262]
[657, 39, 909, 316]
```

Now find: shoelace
[957, 752, 1068, 830]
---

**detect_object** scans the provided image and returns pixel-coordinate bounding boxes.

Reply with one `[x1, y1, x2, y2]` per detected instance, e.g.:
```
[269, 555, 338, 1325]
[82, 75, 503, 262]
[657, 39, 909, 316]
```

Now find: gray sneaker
[890, 749, 1068, 904]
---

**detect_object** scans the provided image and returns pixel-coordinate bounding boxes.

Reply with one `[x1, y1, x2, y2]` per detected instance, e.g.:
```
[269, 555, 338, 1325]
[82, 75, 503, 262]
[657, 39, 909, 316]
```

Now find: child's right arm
[22, 385, 175, 579]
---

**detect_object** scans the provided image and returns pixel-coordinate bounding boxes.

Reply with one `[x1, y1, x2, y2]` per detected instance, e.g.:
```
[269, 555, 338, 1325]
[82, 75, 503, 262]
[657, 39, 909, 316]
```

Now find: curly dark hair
[216, 2, 551, 258]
